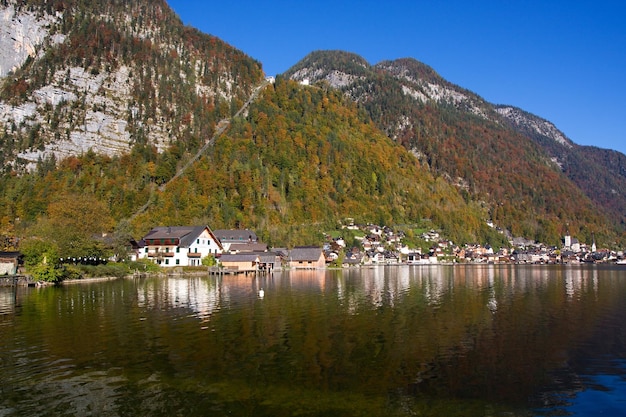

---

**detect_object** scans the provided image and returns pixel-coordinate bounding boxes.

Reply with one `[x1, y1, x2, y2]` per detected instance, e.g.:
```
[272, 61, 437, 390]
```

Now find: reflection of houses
[289, 247, 325, 269]
[0, 251, 22, 275]
[138, 226, 223, 266]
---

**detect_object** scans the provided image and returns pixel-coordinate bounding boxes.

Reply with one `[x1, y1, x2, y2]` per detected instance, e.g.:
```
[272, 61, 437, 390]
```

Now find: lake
[1, 265, 625, 416]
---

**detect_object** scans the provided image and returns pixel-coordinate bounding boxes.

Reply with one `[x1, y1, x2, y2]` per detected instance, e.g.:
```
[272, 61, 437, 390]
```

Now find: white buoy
[258, 288, 265, 298]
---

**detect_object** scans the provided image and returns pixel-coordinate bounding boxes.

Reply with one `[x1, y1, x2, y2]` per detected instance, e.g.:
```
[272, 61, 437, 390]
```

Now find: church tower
[563, 231, 571, 249]
[591, 232, 597, 253]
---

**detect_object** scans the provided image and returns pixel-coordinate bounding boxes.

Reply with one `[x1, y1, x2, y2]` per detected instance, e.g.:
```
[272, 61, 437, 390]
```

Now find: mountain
[0, 0, 263, 171]
[285, 51, 624, 245]
[0, 1, 622, 252]
[0, 0, 505, 251]
[495, 105, 626, 229]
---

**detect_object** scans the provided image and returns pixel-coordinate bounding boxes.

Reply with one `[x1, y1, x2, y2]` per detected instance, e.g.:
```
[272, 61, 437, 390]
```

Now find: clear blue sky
[166, 1, 625, 155]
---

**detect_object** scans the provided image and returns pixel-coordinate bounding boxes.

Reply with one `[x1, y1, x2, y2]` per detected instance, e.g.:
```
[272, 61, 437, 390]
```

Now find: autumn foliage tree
[28, 192, 114, 258]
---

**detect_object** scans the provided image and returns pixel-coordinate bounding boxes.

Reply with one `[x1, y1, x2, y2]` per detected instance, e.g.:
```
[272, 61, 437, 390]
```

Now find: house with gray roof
[219, 253, 260, 272]
[138, 226, 223, 267]
[213, 229, 259, 252]
[288, 247, 325, 269]
[219, 251, 282, 273]
[0, 251, 22, 275]
[227, 242, 268, 253]
[213, 229, 257, 243]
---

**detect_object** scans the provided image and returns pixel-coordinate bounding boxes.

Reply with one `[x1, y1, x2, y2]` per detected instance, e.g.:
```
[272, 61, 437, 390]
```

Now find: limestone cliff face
[5, 65, 138, 163]
[0, 0, 263, 170]
[0, 3, 61, 77]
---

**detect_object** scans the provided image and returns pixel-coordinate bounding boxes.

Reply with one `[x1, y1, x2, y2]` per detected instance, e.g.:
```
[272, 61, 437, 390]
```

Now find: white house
[138, 226, 223, 267]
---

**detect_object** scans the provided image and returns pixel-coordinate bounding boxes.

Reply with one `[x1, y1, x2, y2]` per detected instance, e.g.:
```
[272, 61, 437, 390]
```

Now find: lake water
[1, 265, 625, 416]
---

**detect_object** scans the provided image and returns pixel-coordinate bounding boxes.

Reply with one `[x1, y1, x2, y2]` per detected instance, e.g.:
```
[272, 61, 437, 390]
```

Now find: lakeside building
[138, 226, 223, 267]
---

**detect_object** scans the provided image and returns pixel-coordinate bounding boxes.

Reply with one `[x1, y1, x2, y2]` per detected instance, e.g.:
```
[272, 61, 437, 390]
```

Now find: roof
[228, 242, 268, 252]
[220, 253, 260, 263]
[342, 257, 361, 265]
[258, 252, 281, 263]
[272, 248, 290, 257]
[290, 247, 323, 262]
[143, 226, 222, 249]
[213, 229, 258, 243]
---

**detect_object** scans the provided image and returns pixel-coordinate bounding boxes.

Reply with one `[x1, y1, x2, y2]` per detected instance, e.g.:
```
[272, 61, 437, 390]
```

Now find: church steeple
[591, 232, 597, 253]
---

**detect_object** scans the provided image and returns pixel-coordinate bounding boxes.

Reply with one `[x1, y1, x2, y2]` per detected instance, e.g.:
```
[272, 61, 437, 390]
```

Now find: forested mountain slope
[285, 51, 622, 245]
[133, 78, 503, 246]
[496, 105, 626, 229]
[0, 0, 503, 251]
[0, 1, 622, 253]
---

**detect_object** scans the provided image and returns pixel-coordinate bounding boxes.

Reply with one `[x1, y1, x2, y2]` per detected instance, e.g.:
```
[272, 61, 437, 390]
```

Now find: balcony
[147, 252, 175, 258]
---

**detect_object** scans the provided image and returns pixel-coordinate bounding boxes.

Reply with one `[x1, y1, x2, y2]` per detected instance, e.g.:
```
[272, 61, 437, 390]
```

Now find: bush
[29, 262, 64, 283]
[62, 265, 84, 280]
[126, 258, 161, 273]
[202, 255, 217, 266]
[79, 263, 129, 278]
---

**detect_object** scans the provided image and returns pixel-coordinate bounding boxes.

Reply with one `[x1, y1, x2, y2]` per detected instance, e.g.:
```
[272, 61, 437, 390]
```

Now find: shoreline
[2, 262, 624, 287]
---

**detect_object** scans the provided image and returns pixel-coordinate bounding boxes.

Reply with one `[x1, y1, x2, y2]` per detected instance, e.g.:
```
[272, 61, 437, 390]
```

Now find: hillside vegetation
[133, 78, 503, 246]
[0, 1, 623, 258]
[286, 51, 620, 246]
[1, 77, 507, 254]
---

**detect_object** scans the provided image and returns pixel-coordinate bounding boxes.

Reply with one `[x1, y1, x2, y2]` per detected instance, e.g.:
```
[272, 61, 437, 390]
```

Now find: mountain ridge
[284, 51, 625, 241]
[0, 0, 623, 250]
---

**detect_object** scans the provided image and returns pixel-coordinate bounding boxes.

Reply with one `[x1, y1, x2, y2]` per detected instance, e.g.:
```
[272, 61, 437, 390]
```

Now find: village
[130, 221, 626, 275]
[1, 221, 623, 282]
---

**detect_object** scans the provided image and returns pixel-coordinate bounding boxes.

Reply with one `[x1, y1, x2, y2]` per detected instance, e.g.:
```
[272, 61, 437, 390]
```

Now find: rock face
[0, 0, 263, 171]
[0, 2, 148, 168]
[495, 106, 573, 148]
[1, 65, 144, 165]
[0, 4, 60, 77]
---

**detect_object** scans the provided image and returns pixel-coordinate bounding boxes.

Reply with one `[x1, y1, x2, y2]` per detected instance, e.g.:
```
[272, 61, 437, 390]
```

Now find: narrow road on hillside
[129, 80, 270, 220]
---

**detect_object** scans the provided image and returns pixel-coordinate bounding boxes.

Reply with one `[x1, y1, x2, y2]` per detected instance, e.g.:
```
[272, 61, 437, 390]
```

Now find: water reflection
[0, 265, 625, 416]
[0, 287, 16, 316]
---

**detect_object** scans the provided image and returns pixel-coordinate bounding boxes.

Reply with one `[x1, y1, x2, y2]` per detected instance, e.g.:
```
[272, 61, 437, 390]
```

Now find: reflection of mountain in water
[1, 266, 624, 416]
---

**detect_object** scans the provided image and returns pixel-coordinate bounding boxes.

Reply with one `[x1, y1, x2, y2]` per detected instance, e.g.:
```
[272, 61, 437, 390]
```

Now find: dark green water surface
[1, 265, 625, 416]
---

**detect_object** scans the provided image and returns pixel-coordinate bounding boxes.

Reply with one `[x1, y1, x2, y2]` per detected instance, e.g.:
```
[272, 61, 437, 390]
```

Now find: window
[197, 239, 200, 244]
[165, 259, 169, 265]
[145, 248, 148, 253]
[176, 259, 180, 265]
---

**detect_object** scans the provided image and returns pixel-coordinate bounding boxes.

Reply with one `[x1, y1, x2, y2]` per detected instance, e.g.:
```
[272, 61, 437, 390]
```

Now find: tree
[202, 254, 217, 267]
[29, 192, 114, 258]
[20, 238, 63, 282]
